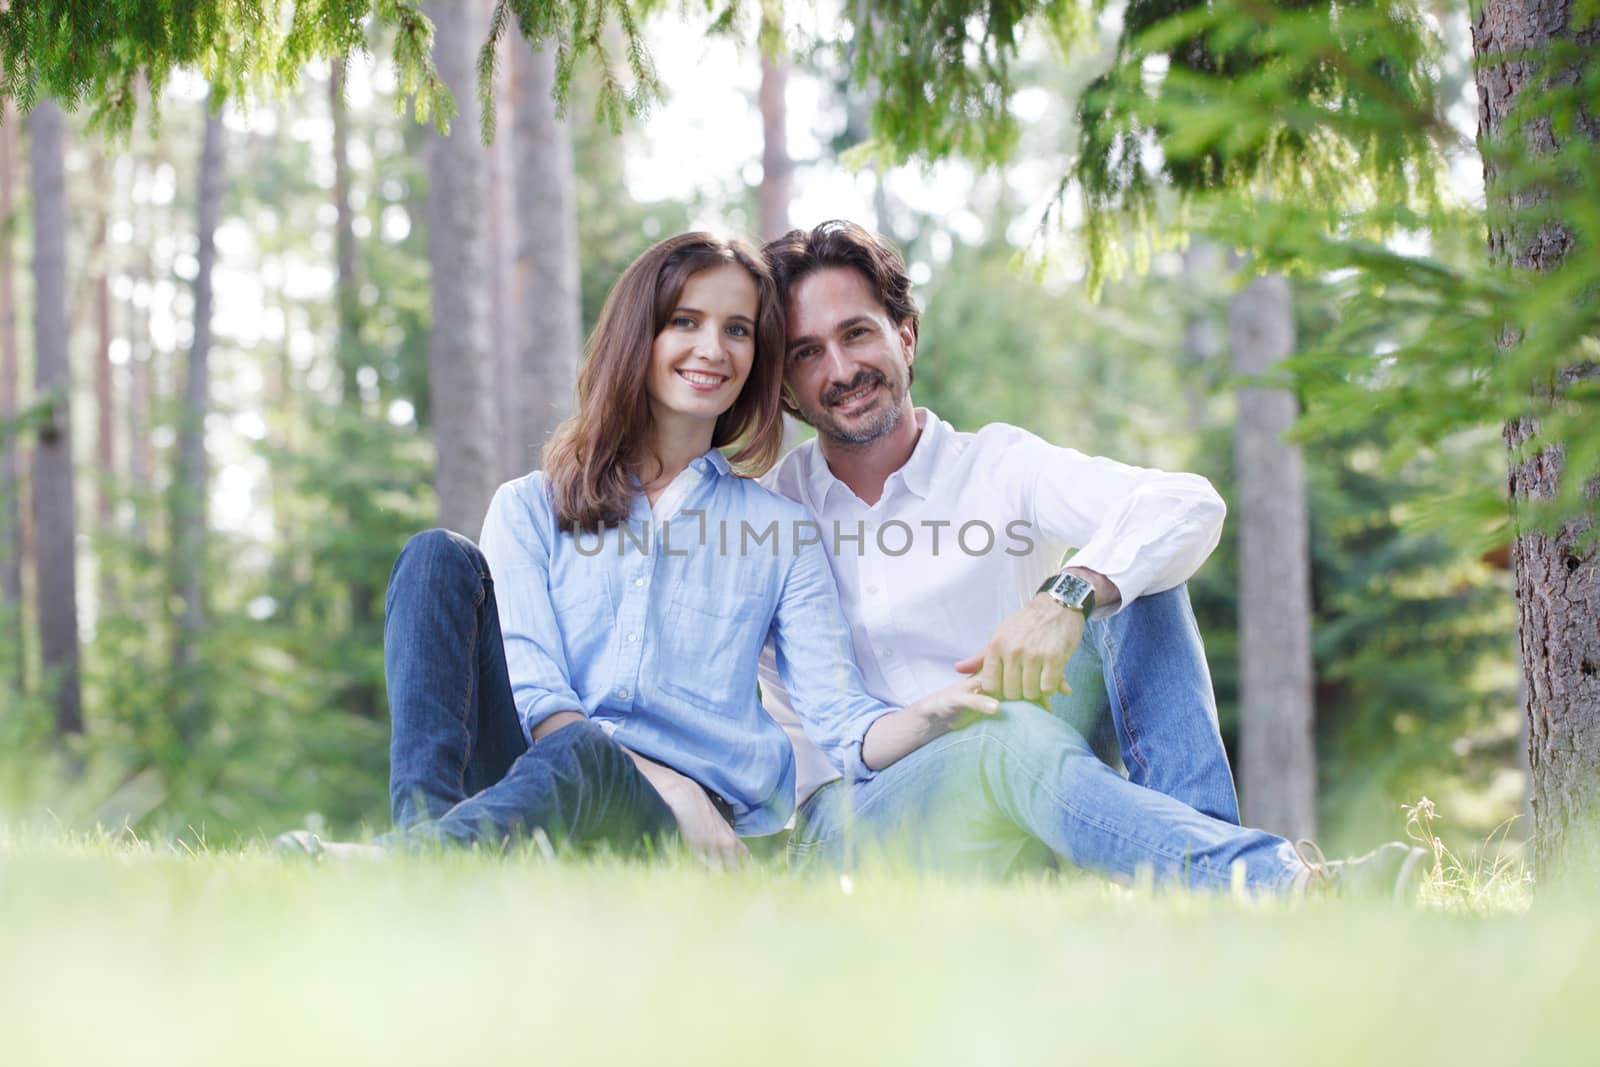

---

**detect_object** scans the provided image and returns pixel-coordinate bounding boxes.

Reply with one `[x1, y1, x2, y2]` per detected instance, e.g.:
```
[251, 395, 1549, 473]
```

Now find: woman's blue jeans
[377, 529, 674, 853]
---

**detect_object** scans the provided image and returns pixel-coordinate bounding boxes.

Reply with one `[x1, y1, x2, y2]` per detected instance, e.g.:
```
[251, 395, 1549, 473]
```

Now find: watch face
[1049, 572, 1093, 609]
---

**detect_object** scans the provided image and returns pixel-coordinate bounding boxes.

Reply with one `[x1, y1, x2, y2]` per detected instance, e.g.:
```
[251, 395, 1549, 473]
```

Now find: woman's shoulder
[483, 471, 559, 535]
[722, 471, 812, 523]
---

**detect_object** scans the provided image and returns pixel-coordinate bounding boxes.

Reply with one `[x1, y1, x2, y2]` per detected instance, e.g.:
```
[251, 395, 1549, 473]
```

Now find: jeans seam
[974, 729, 1241, 888]
[447, 543, 490, 794]
[1100, 624, 1151, 781]
[817, 726, 1245, 890]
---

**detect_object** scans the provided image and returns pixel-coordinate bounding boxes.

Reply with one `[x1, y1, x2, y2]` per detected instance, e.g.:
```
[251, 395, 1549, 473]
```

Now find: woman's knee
[390, 528, 488, 588]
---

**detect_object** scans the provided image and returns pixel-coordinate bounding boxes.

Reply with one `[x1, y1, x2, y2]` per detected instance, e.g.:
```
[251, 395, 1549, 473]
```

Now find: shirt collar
[807, 407, 942, 508]
[697, 448, 733, 477]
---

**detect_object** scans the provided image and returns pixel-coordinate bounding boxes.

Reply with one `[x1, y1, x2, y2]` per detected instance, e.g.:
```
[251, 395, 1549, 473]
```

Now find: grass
[0, 824, 1594, 1067]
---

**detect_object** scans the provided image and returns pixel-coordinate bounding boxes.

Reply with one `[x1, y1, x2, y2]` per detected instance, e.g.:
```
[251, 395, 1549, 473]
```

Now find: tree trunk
[0, 100, 24, 693]
[171, 101, 225, 742]
[28, 100, 82, 735]
[757, 23, 792, 243]
[1231, 271, 1317, 841]
[425, 0, 498, 535]
[93, 156, 117, 618]
[329, 60, 380, 719]
[1473, 0, 1600, 882]
[511, 35, 580, 478]
[486, 48, 517, 481]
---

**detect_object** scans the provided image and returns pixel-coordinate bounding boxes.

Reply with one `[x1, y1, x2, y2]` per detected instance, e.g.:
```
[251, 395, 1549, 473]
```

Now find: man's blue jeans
[377, 529, 674, 852]
[790, 586, 1303, 892]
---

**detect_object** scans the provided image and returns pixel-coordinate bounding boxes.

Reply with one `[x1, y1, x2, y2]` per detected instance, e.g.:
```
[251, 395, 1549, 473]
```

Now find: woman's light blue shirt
[477, 448, 895, 836]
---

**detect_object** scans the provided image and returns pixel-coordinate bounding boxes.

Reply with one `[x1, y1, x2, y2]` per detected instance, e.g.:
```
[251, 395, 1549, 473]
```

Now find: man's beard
[810, 369, 907, 446]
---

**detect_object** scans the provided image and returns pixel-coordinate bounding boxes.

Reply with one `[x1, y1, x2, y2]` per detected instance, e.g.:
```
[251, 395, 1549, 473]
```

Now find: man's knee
[970, 702, 1102, 768]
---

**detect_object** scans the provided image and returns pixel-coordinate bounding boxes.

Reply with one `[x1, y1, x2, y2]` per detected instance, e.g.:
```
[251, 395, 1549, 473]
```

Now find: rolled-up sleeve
[477, 481, 585, 739]
[1017, 436, 1226, 614]
[768, 537, 896, 783]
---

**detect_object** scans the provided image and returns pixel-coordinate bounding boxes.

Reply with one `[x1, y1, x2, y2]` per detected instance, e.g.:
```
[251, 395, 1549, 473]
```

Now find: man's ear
[898, 319, 917, 367]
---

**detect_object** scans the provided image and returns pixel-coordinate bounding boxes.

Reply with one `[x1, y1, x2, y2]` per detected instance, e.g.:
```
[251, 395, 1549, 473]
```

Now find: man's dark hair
[764, 220, 921, 346]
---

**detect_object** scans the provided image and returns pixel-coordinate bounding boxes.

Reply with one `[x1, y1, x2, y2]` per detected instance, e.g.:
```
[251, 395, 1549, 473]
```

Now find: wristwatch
[1037, 570, 1096, 617]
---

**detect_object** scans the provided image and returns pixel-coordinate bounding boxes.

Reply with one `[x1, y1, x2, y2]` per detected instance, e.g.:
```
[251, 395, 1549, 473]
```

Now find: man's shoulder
[758, 439, 820, 505]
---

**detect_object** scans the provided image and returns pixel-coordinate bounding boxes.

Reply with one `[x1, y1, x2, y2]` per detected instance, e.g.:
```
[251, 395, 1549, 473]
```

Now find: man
[757, 220, 1420, 894]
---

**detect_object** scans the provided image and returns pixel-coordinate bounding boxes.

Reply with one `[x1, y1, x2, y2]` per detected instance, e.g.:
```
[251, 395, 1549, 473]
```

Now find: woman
[278, 232, 986, 864]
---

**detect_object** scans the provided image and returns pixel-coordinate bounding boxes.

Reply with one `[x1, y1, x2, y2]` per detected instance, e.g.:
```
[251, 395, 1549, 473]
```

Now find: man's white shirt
[758, 408, 1227, 809]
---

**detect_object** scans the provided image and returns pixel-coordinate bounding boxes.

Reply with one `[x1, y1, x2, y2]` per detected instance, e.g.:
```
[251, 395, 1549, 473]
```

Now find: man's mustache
[822, 371, 885, 407]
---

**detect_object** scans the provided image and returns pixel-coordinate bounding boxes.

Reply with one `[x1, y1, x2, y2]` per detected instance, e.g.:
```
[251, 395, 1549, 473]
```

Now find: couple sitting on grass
[278, 221, 1426, 899]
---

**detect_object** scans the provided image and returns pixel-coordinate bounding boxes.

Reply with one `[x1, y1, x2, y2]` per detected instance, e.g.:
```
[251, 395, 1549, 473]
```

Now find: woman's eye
[726, 323, 750, 338]
[672, 315, 696, 329]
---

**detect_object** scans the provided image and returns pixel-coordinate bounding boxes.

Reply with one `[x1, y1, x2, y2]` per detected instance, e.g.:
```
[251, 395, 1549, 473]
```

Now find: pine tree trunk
[425, 0, 498, 535]
[28, 100, 82, 735]
[511, 36, 580, 477]
[757, 24, 791, 243]
[1473, 0, 1600, 882]
[93, 159, 117, 616]
[487, 48, 518, 480]
[329, 60, 380, 719]
[172, 102, 225, 742]
[1231, 271, 1317, 841]
[0, 101, 25, 693]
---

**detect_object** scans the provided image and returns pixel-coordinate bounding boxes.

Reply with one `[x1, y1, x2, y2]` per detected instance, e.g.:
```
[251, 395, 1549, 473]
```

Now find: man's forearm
[1063, 566, 1121, 612]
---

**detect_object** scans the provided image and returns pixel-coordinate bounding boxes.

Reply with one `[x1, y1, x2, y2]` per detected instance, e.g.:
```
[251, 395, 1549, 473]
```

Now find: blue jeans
[790, 586, 1302, 892]
[377, 529, 674, 852]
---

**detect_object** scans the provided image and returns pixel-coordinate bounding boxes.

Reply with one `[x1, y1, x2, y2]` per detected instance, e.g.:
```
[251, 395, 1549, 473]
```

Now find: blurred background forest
[0, 0, 1579, 863]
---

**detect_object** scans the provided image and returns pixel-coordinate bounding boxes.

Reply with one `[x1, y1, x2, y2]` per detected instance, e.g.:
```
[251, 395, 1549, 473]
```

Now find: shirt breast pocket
[659, 588, 769, 710]
[549, 573, 612, 665]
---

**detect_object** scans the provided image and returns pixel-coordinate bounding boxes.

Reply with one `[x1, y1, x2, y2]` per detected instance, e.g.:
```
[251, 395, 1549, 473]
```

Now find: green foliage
[0, 1, 450, 133]
[843, 0, 1094, 166]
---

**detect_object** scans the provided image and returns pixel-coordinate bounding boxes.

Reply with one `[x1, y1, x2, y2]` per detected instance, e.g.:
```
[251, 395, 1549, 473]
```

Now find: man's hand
[862, 676, 1001, 771]
[953, 594, 1085, 704]
[621, 747, 749, 869]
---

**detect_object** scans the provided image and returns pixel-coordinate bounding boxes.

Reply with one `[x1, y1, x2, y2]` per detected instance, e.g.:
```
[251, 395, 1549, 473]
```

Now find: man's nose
[820, 342, 853, 382]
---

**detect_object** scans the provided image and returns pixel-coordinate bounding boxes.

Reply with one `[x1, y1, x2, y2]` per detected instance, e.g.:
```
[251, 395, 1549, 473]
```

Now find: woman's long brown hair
[542, 233, 786, 532]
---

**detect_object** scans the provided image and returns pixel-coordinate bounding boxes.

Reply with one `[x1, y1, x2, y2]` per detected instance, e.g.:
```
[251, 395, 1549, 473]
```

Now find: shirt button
[634, 577, 645, 588]
[625, 632, 638, 644]
[616, 687, 631, 699]
[866, 585, 879, 595]
[884, 649, 895, 658]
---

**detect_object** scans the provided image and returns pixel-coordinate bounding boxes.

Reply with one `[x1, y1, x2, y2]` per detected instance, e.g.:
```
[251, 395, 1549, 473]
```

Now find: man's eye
[789, 347, 816, 362]
[846, 326, 869, 340]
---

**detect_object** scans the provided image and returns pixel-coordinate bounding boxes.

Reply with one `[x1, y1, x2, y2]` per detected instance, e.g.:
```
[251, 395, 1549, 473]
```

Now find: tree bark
[511, 35, 580, 477]
[329, 59, 380, 719]
[28, 100, 82, 735]
[0, 100, 25, 693]
[425, 0, 498, 535]
[1231, 272, 1317, 841]
[489, 50, 517, 480]
[757, 25, 792, 242]
[1473, 0, 1600, 882]
[171, 101, 225, 742]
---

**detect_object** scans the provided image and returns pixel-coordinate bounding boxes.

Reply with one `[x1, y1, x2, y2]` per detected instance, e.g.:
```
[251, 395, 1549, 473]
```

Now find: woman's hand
[657, 777, 750, 869]
[621, 746, 749, 868]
